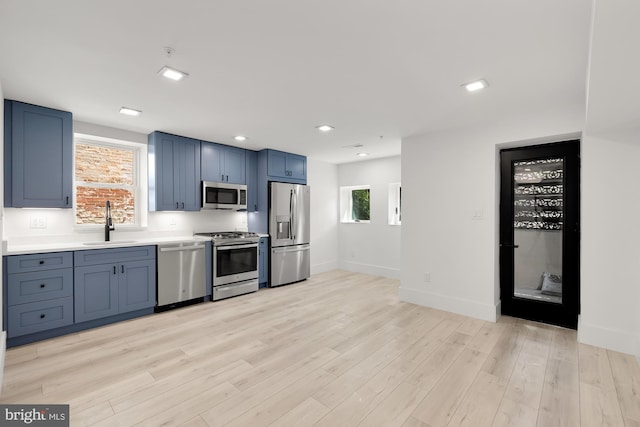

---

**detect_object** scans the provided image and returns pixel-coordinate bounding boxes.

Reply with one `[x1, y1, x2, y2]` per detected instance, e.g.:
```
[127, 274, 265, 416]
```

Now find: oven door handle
[159, 244, 206, 252]
[216, 243, 258, 251]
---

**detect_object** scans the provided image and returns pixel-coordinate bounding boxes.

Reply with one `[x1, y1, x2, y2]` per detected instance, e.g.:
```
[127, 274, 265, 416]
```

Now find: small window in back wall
[340, 185, 371, 223]
[75, 137, 143, 226]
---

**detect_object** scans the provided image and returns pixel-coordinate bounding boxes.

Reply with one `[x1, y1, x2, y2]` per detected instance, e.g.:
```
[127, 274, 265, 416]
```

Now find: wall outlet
[29, 216, 47, 229]
[424, 272, 431, 283]
[472, 209, 483, 220]
[169, 216, 177, 226]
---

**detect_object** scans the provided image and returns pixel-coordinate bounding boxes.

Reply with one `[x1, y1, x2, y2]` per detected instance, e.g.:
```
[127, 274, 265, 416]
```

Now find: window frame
[73, 133, 147, 230]
[388, 182, 402, 225]
[340, 185, 371, 223]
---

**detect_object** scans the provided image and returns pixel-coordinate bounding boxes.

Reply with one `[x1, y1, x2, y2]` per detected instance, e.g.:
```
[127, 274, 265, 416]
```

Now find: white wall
[578, 135, 640, 356]
[401, 106, 584, 322]
[577, 0, 640, 357]
[306, 158, 339, 274]
[337, 156, 401, 278]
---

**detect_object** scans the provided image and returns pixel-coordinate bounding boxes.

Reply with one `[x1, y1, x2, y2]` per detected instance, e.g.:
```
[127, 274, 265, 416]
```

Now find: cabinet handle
[226, 175, 229, 182]
[113, 266, 116, 275]
[121, 265, 124, 274]
[221, 174, 224, 181]
[40, 314, 45, 319]
[181, 202, 185, 209]
[65, 196, 69, 205]
[39, 260, 45, 265]
[40, 283, 45, 288]
[176, 202, 179, 209]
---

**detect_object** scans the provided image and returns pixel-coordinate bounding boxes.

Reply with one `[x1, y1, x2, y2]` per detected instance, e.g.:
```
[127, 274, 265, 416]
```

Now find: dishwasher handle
[159, 244, 206, 252]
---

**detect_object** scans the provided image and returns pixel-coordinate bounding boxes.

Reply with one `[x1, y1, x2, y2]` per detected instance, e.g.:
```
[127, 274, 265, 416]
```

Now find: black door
[500, 140, 580, 329]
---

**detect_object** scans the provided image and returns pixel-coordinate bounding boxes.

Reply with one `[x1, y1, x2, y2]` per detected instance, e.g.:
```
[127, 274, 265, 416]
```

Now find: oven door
[213, 243, 259, 286]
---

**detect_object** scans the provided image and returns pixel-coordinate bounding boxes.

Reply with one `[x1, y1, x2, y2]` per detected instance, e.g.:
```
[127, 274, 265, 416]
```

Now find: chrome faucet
[105, 200, 115, 241]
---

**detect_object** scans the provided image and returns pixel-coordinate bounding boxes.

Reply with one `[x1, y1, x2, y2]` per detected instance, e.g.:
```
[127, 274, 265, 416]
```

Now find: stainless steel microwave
[202, 181, 247, 210]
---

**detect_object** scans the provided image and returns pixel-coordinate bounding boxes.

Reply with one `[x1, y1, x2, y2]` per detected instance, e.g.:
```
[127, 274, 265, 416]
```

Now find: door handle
[499, 244, 520, 248]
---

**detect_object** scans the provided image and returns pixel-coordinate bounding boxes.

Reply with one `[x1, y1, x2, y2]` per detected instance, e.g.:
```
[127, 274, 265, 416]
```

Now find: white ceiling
[0, 0, 593, 164]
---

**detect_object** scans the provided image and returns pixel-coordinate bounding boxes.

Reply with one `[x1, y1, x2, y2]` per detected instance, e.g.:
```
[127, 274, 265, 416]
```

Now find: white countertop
[4, 235, 211, 255]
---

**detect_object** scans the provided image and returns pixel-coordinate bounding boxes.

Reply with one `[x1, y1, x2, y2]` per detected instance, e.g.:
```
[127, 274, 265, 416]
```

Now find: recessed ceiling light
[316, 124, 334, 132]
[463, 79, 488, 92]
[234, 136, 248, 142]
[119, 107, 141, 116]
[356, 152, 369, 157]
[158, 65, 188, 81]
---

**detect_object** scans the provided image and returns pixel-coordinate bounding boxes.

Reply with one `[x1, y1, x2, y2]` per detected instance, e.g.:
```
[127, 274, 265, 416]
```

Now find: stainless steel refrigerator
[269, 182, 310, 287]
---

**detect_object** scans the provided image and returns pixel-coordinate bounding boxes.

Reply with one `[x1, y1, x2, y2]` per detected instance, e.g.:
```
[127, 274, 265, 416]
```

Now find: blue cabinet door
[7, 297, 74, 338]
[74, 264, 119, 323]
[119, 259, 156, 313]
[202, 141, 246, 184]
[267, 150, 288, 179]
[201, 141, 223, 183]
[265, 149, 307, 183]
[224, 146, 246, 184]
[287, 153, 307, 180]
[246, 150, 257, 212]
[176, 136, 201, 211]
[6, 101, 72, 208]
[149, 132, 201, 211]
[152, 133, 178, 211]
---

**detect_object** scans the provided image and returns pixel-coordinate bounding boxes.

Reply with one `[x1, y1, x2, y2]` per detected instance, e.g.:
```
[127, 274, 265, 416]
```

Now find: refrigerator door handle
[289, 189, 294, 241]
[292, 189, 297, 241]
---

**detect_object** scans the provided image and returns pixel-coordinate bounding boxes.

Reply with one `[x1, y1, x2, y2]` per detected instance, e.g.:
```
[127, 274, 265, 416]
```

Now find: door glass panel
[513, 157, 563, 304]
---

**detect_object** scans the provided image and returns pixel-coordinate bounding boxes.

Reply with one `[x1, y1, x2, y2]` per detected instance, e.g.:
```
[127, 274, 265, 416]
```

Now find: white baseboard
[399, 286, 498, 322]
[311, 260, 339, 275]
[338, 260, 400, 279]
[578, 317, 640, 357]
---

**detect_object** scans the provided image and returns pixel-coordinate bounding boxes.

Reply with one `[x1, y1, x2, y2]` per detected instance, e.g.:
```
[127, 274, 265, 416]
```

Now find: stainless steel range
[195, 231, 260, 301]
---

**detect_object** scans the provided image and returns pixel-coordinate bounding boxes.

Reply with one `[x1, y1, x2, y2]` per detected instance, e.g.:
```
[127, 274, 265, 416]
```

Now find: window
[388, 182, 402, 225]
[340, 185, 371, 223]
[74, 135, 145, 227]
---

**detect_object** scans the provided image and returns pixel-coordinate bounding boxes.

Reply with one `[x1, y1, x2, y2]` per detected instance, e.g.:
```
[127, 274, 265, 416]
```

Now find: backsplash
[3, 208, 248, 245]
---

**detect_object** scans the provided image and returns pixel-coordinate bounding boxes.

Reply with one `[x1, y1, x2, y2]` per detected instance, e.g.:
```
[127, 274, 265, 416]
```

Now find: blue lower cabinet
[3, 246, 157, 346]
[118, 259, 156, 313]
[74, 264, 119, 323]
[7, 297, 73, 338]
[7, 268, 73, 305]
[259, 237, 269, 288]
[4, 252, 75, 338]
[74, 247, 156, 323]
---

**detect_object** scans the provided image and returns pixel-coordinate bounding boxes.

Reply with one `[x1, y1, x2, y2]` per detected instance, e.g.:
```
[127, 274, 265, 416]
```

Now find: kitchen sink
[82, 240, 137, 246]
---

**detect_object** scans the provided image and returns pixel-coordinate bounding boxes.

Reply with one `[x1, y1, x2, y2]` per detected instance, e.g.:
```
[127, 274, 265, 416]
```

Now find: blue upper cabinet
[148, 131, 201, 211]
[201, 140, 246, 184]
[4, 100, 73, 208]
[245, 150, 258, 212]
[266, 149, 306, 182]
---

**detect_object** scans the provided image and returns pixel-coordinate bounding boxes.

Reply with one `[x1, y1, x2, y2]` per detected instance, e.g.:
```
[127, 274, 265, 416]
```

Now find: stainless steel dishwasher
[156, 241, 206, 309]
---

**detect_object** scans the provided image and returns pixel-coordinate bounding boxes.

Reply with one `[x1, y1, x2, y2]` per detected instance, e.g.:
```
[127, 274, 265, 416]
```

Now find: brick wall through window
[75, 141, 137, 225]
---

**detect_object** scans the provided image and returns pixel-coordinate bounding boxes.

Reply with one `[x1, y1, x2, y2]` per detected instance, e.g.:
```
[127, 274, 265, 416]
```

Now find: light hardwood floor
[2, 270, 640, 426]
